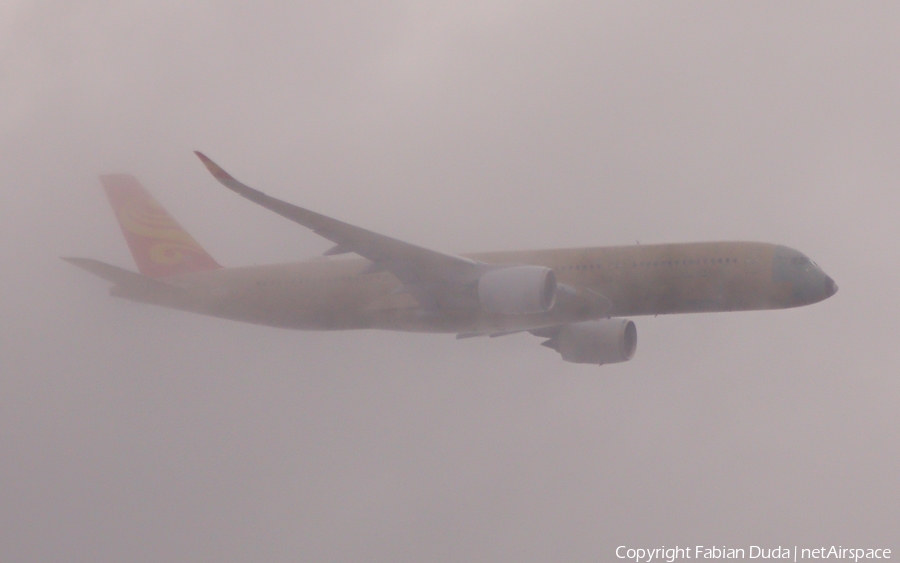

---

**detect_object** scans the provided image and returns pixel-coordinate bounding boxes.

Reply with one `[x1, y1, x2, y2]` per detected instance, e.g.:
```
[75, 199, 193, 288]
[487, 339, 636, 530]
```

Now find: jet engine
[543, 319, 637, 365]
[477, 266, 557, 315]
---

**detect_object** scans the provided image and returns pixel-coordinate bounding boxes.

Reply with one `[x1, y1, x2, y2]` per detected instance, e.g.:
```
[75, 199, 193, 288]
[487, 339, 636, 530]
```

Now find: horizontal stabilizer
[65, 257, 159, 285]
[62, 257, 178, 296]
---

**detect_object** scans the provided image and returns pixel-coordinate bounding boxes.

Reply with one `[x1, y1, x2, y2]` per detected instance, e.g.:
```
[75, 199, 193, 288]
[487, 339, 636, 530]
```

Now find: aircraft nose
[824, 275, 838, 298]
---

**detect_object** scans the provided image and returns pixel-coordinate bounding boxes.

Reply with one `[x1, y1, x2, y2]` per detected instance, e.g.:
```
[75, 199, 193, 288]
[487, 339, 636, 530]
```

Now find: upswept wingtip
[193, 151, 232, 182]
[193, 150, 210, 165]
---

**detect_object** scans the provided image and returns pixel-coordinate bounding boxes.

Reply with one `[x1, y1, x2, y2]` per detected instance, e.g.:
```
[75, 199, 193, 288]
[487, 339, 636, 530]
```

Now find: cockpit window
[791, 257, 811, 266]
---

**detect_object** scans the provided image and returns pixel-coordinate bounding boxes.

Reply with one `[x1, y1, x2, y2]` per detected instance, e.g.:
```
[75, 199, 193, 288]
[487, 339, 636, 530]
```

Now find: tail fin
[100, 174, 221, 278]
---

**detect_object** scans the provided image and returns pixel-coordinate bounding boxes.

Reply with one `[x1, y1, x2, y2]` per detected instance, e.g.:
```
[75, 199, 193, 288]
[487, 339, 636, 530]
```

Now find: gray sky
[1, 2, 898, 561]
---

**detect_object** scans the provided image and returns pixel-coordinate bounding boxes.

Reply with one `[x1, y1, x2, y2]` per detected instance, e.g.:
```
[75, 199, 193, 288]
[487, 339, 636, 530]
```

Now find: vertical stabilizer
[100, 174, 221, 277]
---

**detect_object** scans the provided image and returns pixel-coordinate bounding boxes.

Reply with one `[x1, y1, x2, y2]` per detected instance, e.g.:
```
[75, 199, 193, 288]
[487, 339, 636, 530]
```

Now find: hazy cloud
[1, 2, 897, 562]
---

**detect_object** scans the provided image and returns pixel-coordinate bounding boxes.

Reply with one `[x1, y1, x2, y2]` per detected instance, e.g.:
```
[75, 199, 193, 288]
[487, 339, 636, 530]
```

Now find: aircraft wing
[195, 152, 485, 309]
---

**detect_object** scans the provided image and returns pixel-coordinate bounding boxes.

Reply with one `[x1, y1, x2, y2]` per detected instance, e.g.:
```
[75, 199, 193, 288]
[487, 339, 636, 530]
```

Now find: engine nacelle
[554, 319, 637, 365]
[477, 266, 557, 315]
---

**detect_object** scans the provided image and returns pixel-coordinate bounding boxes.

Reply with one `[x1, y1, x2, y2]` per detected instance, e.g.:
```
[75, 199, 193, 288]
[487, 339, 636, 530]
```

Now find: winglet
[194, 151, 276, 207]
[194, 151, 233, 184]
[195, 151, 260, 198]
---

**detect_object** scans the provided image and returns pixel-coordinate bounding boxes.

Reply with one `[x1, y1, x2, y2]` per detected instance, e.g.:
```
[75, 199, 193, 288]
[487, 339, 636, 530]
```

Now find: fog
[1, 2, 898, 561]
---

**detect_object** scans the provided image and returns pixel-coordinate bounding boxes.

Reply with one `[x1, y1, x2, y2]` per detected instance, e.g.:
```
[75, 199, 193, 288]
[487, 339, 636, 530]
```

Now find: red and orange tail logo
[100, 174, 222, 278]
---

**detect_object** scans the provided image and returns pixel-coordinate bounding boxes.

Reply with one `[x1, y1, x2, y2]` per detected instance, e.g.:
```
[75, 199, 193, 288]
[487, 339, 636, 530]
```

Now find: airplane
[65, 152, 838, 365]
